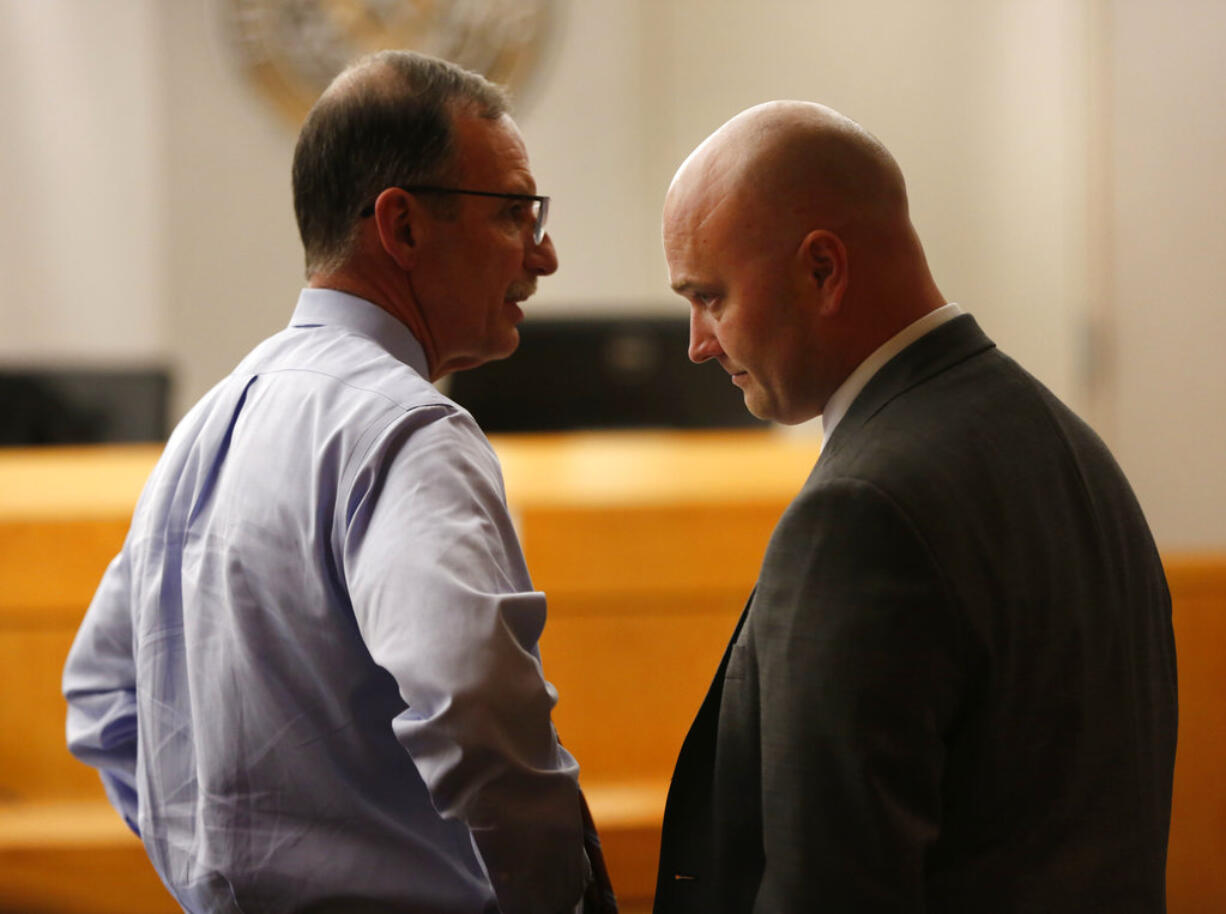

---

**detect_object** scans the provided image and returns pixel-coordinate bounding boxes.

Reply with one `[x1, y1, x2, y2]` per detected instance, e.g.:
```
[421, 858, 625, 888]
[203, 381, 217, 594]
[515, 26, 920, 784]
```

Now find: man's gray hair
[291, 50, 509, 277]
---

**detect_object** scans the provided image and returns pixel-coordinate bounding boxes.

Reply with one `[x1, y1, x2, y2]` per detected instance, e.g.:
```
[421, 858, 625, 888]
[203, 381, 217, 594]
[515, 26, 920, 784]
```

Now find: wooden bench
[1, 436, 1222, 912]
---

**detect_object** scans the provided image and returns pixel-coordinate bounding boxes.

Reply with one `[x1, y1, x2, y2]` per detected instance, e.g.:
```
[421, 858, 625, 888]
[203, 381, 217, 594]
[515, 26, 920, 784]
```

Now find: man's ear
[799, 229, 848, 317]
[372, 188, 419, 271]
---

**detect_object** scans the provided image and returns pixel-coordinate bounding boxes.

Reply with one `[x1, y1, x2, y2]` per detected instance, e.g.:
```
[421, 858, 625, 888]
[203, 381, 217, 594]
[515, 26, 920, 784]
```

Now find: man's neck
[308, 270, 440, 378]
[821, 302, 962, 441]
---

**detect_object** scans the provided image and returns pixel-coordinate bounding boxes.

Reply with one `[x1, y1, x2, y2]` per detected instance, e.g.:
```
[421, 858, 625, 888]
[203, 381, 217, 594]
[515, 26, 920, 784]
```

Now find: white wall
[639, 0, 1094, 411]
[1110, 0, 1226, 549]
[159, 0, 302, 410]
[0, 0, 164, 366]
[518, 0, 665, 311]
[2, 0, 1223, 548]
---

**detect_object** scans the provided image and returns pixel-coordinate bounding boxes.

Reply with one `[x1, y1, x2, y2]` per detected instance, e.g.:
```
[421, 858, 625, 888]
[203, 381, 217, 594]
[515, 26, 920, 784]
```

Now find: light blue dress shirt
[63, 289, 587, 914]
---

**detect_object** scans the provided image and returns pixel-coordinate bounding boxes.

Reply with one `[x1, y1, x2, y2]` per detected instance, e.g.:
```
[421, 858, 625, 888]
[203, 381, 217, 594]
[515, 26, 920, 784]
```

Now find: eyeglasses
[359, 185, 550, 244]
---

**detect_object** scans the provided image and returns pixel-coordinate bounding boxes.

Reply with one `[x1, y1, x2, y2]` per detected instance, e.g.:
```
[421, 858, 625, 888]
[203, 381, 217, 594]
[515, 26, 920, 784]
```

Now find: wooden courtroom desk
[1, 433, 1223, 912]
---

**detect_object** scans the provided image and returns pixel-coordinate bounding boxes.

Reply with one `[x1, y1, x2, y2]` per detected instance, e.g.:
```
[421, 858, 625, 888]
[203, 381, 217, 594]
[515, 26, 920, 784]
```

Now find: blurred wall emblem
[226, 0, 555, 124]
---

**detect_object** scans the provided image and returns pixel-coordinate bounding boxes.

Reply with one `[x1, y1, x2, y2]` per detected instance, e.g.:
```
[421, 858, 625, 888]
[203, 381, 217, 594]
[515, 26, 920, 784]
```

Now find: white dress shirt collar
[821, 302, 963, 441]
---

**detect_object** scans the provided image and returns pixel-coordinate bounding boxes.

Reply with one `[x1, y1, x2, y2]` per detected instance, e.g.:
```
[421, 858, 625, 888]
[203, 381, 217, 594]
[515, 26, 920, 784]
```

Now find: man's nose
[526, 232, 558, 276]
[688, 309, 722, 363]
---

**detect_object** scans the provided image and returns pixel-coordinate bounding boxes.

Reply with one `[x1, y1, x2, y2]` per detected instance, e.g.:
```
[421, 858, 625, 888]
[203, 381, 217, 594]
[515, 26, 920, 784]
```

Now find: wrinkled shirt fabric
[63, 288, 586, 914]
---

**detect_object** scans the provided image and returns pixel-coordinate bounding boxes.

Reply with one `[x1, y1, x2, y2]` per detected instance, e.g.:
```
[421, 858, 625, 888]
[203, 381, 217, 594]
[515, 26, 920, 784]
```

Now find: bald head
[666, 101, 910, 255]
[663, 101, 945, 425]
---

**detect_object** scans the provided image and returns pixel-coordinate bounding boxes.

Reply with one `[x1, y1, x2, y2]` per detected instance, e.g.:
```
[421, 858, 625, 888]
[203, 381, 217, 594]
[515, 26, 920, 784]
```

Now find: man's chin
[747, 396, 822, 426]
[741, 388, 775, 423]
[434, 331, 519, 377]
[495, 325, 521, 359]
[470, 329, 520, 368]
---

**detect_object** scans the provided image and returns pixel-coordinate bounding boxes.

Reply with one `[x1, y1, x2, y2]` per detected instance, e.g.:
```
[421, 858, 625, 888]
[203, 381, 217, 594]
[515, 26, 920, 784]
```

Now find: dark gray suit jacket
[654, 315, 1177, 913]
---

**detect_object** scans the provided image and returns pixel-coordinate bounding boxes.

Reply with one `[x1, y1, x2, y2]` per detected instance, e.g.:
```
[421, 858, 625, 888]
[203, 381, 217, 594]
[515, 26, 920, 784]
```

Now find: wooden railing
[1, 435, 1221, 912]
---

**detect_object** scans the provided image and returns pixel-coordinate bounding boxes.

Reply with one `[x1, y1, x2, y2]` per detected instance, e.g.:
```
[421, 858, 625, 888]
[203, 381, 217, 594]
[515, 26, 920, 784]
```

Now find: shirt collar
[289, 288, 430, 379]
[821, 302, 964, 441]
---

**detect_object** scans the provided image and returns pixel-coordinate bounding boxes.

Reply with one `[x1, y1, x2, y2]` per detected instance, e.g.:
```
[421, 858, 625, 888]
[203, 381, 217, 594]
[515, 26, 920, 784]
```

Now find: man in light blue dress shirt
[63, 50, 613, 914]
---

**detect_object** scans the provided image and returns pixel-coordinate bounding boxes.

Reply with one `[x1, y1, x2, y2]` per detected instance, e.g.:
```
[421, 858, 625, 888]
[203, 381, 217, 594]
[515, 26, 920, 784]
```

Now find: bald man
[653, 102, 1176, 913]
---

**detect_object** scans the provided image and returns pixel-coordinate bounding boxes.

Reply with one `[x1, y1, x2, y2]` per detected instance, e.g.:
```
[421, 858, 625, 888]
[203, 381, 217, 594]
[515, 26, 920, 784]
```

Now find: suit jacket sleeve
[749, 475, 968, 912]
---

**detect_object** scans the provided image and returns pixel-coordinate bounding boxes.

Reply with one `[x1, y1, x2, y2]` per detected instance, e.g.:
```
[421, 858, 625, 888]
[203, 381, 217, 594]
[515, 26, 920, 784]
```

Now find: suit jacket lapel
[819, 314, 996, 466]
[654, 589, 755, 910]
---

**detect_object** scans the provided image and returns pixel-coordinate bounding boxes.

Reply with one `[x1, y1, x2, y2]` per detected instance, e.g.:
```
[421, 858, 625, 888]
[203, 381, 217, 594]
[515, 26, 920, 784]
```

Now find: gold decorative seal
[225, 0, 557, 125]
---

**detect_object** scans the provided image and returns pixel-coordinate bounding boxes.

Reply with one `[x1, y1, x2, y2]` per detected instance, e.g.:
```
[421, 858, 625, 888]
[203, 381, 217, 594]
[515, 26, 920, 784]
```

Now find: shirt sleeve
[62, 547, 141, 836]
[343, 405, 588, 914]
[752, 477, 967, 912]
